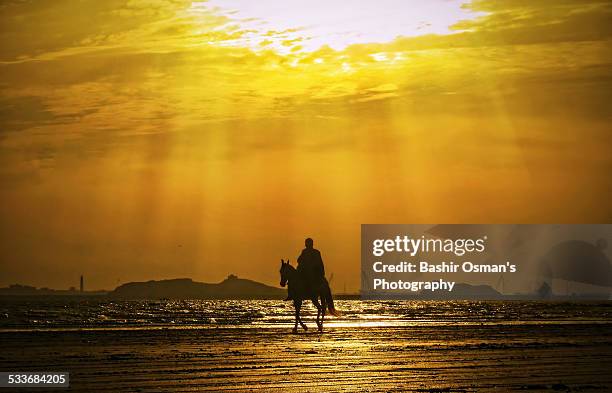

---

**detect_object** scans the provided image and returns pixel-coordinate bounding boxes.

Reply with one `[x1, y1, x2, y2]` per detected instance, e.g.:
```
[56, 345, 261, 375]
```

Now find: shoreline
[1, 318, 612, 333]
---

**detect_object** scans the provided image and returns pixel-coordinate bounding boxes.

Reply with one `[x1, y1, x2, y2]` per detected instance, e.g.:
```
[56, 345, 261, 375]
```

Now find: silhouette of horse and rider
[279, 238, 338, 333]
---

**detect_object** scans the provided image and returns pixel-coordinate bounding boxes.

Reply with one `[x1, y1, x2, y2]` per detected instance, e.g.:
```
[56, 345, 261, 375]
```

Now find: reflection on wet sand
[1, 300, 611, 391]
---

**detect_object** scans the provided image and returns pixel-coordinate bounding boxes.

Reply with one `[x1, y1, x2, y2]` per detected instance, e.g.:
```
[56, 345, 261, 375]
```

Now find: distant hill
[361, 283, 504, 300]
[418, 283, 503, 300]
[109, 275, 286, 300]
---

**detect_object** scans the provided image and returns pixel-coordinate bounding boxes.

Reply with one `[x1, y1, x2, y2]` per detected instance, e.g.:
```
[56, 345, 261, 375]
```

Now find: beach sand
[1, 322, 611, 392]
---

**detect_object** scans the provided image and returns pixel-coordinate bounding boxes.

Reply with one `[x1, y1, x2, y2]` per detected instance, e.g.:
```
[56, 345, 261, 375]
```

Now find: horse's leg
[297, 301, 308, 331]
[292, 300, 300, 333]
[312, 298, 323, 332]
[313, 298, 320, 330]
[321, 296, 326, 330]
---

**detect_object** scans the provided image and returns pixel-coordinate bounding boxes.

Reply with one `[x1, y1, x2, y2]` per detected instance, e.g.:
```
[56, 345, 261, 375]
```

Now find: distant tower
[80, 275, 84, 292]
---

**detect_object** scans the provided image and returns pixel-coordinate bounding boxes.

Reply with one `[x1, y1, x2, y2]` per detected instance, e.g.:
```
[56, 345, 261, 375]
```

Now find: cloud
[0, 0, 611, 289]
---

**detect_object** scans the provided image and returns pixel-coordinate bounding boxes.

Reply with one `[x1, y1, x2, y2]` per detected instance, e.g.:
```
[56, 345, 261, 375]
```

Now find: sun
[190, 0, 486, 54]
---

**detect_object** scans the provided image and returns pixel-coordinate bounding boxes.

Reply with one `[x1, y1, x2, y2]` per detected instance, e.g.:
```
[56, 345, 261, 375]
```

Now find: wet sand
[1, 322, 612, 392]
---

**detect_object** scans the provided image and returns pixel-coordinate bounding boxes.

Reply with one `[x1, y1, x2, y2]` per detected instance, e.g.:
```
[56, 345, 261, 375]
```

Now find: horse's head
[279, 259, 295, 287]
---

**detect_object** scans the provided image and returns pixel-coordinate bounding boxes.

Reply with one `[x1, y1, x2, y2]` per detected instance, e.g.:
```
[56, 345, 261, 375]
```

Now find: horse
[279, 259, 338, 333]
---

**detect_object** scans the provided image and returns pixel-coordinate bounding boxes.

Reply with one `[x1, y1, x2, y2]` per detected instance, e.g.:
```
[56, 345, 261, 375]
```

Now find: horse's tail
[323, 280, 340, 316]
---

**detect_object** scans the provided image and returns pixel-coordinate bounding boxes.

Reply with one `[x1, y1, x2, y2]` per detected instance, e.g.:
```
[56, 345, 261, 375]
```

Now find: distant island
[0, 284, 108, 297]
[360, 283, 506, 301]
[111, 275, 285, 299]
[0, 275, 286, 300]
[3, 276, 607, 300]
[362, 282, 610, 300]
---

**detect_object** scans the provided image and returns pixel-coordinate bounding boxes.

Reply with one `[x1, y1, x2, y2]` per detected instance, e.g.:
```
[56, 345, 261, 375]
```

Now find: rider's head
[305, 238, 314, 248]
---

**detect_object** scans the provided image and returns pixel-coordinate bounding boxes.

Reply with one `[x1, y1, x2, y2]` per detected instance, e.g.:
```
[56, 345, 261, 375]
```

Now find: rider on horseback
[285, 238, 325, 301]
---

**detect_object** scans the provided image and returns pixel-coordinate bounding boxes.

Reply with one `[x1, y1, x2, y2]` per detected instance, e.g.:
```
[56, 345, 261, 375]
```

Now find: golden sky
[0, 0, 611, 291]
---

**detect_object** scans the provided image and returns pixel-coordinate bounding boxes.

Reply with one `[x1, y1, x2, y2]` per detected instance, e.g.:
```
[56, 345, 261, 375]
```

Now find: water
[0, 299, 610, 331]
